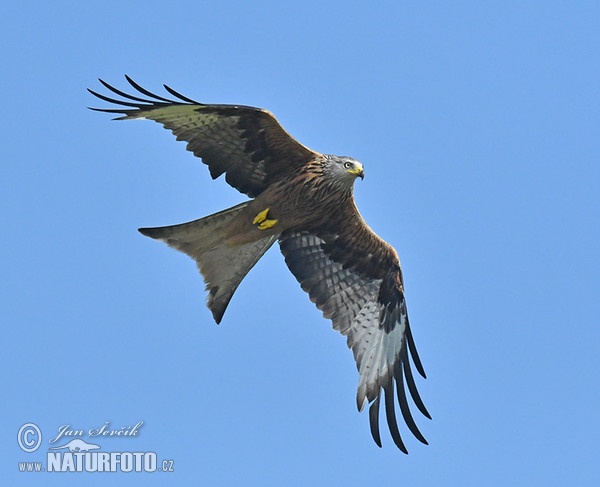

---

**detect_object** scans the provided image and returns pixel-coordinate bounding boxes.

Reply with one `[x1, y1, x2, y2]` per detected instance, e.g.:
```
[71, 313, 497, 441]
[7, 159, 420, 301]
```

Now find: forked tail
[139, 202, 277, 323]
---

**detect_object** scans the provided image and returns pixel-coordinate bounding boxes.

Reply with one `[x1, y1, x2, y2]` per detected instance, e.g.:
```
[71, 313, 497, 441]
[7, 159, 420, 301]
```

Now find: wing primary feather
[383, 382, 409, 453]
[368, 395, 383, 447]
[405, 322, 427, 379]
[163, 84, 201, 104]
[98, 78, 156, 104]
[125, 75, 174, 102]
[87, 107, 139, 120]
[87, 88, 147, 108]
[394, 360, 428, 444]
[401, 344, 432, 419]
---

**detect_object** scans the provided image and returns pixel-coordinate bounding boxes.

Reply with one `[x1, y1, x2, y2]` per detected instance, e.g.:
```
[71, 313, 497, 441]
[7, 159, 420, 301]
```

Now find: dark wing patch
[279, 230, 430, 452]
[88, 76, 318, 197]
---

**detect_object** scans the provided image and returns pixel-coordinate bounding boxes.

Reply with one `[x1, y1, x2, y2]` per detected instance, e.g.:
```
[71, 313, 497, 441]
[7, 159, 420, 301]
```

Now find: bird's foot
[252, 208, 278, 230]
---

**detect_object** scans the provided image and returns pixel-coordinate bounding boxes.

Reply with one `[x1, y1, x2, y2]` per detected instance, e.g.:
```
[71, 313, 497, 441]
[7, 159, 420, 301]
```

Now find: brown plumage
[89, 76, 430, 452]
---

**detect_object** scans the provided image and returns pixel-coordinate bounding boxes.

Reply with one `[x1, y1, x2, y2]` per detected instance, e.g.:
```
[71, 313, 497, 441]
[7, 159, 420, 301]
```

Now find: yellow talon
[253, 208, 271, 225]
[258, 218, 278, 230]
[253, 208, 278, 230]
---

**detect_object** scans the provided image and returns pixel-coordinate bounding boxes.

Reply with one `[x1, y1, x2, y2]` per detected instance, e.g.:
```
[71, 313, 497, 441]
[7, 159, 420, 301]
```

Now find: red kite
[89, 77, 430, 451]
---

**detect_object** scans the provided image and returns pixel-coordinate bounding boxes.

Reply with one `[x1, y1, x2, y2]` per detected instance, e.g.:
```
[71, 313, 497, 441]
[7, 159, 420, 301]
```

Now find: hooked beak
[348, 163, 365, 180]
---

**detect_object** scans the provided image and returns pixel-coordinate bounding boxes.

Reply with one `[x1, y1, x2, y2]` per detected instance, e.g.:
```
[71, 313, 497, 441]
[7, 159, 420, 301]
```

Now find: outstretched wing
[88, 76, 318, 197]
[278, 203, 430, 452]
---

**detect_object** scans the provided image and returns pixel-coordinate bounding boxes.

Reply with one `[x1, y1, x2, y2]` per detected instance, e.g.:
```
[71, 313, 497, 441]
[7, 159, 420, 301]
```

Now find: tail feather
[200, 236, 277, 322]
[139, 202, 277, 323]
[139, 202, 248, 255]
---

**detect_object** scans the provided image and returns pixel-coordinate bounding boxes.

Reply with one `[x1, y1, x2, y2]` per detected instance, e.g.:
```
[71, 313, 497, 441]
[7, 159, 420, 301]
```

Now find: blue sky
[2, 1, 599, 485]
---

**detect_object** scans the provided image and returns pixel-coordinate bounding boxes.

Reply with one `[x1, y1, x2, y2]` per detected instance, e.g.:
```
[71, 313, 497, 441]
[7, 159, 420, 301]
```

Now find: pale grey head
[323, 155, 365, 191]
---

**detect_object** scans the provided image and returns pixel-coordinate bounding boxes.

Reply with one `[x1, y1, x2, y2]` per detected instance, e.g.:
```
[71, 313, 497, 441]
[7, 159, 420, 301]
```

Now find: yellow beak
[348, 163, 364, 179]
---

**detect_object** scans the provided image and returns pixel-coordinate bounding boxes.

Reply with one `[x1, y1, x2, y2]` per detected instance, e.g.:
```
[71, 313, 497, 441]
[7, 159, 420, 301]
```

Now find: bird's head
[325, 155, 365, 185]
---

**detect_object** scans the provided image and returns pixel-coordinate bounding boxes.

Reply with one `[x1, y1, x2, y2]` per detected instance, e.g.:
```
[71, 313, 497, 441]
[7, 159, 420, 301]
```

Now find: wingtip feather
[394, 362, 428, 445]
[401, 345, 432, 420]
[368, 396, 383, 447]
[383, 384, 409, 453]
[405, 323, 427, 379]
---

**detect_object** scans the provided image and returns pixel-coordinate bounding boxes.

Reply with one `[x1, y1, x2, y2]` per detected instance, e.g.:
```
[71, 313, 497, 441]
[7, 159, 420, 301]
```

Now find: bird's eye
[344, 161, 352, 169]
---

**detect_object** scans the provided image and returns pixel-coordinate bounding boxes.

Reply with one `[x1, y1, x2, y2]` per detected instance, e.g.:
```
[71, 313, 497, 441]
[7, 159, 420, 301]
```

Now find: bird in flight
[89, 76, 430, 452]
